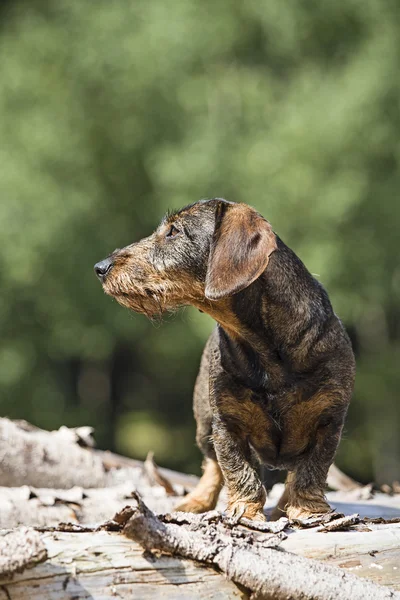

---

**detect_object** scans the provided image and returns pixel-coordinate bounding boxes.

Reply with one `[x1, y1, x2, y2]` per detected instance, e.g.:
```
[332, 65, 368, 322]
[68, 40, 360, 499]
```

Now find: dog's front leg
[271, 466, 332, 521]
[285, 467, 332, 521]
[212, 416, 266, 521]
[209, 342, 266, 521]
[284, 424, 343, 520]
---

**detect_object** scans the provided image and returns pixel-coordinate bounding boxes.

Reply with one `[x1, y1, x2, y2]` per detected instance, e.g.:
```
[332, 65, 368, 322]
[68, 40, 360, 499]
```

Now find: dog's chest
[215, 330, 326, 467]
[219, 334, 288, 392]
[218, 386, 319, 469]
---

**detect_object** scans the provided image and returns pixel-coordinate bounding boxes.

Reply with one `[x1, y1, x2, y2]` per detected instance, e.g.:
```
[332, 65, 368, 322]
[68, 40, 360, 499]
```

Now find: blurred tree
[0, 0, 398, 480]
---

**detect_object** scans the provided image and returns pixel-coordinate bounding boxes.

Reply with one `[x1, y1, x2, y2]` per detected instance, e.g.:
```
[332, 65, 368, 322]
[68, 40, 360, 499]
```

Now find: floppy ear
[205, 202, 277, 301]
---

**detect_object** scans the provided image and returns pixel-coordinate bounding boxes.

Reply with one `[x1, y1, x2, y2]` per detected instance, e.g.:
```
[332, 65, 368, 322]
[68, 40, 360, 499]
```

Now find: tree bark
[0, 482, 182, 529]
[0, 418, 199, 491]
[123, 494, 400, 600]
[0, 528, 245, 599]
[0, 418, 110, 488]
[0, 528, 47, 579]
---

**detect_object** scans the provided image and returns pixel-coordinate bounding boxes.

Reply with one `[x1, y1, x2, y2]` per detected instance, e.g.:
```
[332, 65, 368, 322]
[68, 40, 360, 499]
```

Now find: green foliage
[0, 0, 399, 480]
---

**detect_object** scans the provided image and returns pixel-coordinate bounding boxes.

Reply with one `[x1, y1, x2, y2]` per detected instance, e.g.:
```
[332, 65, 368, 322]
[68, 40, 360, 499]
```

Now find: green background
[0, 0, 399, 483]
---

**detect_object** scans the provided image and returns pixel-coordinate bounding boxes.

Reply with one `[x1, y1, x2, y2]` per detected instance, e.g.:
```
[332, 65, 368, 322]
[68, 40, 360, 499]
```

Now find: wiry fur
[95, 198, 355, 521]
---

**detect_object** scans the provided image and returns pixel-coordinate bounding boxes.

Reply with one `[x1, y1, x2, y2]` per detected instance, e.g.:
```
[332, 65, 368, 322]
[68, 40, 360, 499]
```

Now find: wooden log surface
[0, 419, 195, 491]
[2, 478, 399, 531]
[123, 497, 400, 600]
[0, 482, 181, 529]
[283, 520, 400, 589]
[1, 509, 400, 599]
[0, 528, 47, 580]
[0, 529, 246, 599]
[1, 418, 400, 599]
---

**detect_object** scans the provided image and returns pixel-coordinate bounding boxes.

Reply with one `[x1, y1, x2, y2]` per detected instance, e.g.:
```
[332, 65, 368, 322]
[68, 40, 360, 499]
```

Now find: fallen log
[1, 502, 400, 599]
[0, 418, 110, 488]
[2, 417, 400, 598]
[2, 483, 400, 585]
[0, 418, 198, 491]
[123, 494, 400, 600]
[0, 528, 245, 599]
[0, 418, 361, 495]
[4, 480, 398, 531]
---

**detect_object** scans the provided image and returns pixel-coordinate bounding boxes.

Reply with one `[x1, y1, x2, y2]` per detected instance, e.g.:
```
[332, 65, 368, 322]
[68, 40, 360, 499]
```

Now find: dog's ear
[205, 202, 277, 301]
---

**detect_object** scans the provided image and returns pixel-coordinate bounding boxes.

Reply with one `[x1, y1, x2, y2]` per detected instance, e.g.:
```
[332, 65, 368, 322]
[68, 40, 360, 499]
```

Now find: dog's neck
[192, 238, 334, 388]
[194, 238, 320, 341]
[193, 298, 244, 340]
[196, 290, 283, 391]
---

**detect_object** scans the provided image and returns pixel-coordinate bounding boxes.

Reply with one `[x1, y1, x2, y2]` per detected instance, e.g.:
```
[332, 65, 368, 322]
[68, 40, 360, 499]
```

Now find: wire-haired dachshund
[95, 198, 355, 521]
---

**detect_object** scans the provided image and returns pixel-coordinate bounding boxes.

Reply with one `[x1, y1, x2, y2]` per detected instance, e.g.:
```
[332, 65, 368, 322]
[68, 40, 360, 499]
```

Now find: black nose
[94, 257, 113, 280]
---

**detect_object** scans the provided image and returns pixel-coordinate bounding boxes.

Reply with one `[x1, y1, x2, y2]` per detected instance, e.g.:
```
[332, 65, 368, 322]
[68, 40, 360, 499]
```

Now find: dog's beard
[107, 288, 163, 319]
[103, 278, 185, 321]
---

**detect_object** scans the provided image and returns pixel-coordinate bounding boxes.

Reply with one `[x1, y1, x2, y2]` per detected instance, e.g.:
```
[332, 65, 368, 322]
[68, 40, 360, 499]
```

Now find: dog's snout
[94, 257, 113, 280]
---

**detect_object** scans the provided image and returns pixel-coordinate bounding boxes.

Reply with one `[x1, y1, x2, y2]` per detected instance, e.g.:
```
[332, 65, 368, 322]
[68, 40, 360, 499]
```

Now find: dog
[94, 198, 355, 521]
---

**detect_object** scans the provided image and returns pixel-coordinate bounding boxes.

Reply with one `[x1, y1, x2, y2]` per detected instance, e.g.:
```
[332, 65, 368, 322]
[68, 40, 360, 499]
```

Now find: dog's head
[94, 199, 277, 318]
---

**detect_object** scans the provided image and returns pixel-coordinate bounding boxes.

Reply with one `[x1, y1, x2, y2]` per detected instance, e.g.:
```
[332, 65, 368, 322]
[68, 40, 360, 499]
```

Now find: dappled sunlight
[0, 0, 398, 484]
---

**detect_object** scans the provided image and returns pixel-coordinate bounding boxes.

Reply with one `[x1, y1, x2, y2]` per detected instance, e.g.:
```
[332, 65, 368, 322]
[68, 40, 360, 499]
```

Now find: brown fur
[175, 458, 223, 513]
[205, 201, 277, 300]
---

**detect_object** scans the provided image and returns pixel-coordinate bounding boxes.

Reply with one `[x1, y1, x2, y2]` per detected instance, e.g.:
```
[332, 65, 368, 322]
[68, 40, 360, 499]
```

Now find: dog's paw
[269, 505, 286, 521]
[286, 502, 332, 521]
[175, 495, 214, 514]
[226, 500, 267, 522]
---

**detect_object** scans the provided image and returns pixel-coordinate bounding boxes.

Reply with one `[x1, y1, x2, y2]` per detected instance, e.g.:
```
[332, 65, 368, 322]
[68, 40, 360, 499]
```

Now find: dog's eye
[166, 224, 180, 238]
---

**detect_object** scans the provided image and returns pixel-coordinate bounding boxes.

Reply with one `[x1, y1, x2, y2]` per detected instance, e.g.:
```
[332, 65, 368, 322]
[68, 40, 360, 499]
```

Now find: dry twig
[143, 451, 176, 495]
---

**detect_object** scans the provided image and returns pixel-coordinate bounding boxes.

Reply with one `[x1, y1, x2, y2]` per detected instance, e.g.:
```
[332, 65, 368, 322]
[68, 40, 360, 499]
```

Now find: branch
[143, 451, 176, 495]
[123, 493, 399, 600]
[327, 463, 363, 491]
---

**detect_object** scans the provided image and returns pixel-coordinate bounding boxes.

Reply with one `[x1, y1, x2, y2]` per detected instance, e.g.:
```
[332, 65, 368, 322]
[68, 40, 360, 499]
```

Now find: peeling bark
[0, 418, 109, 488]
[123, 494, 400, 600]
[0, 418, 196, 492]
[0, 528, 47, 578]
[1, 418, 400, 599]
[0, 482, 181, 529]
